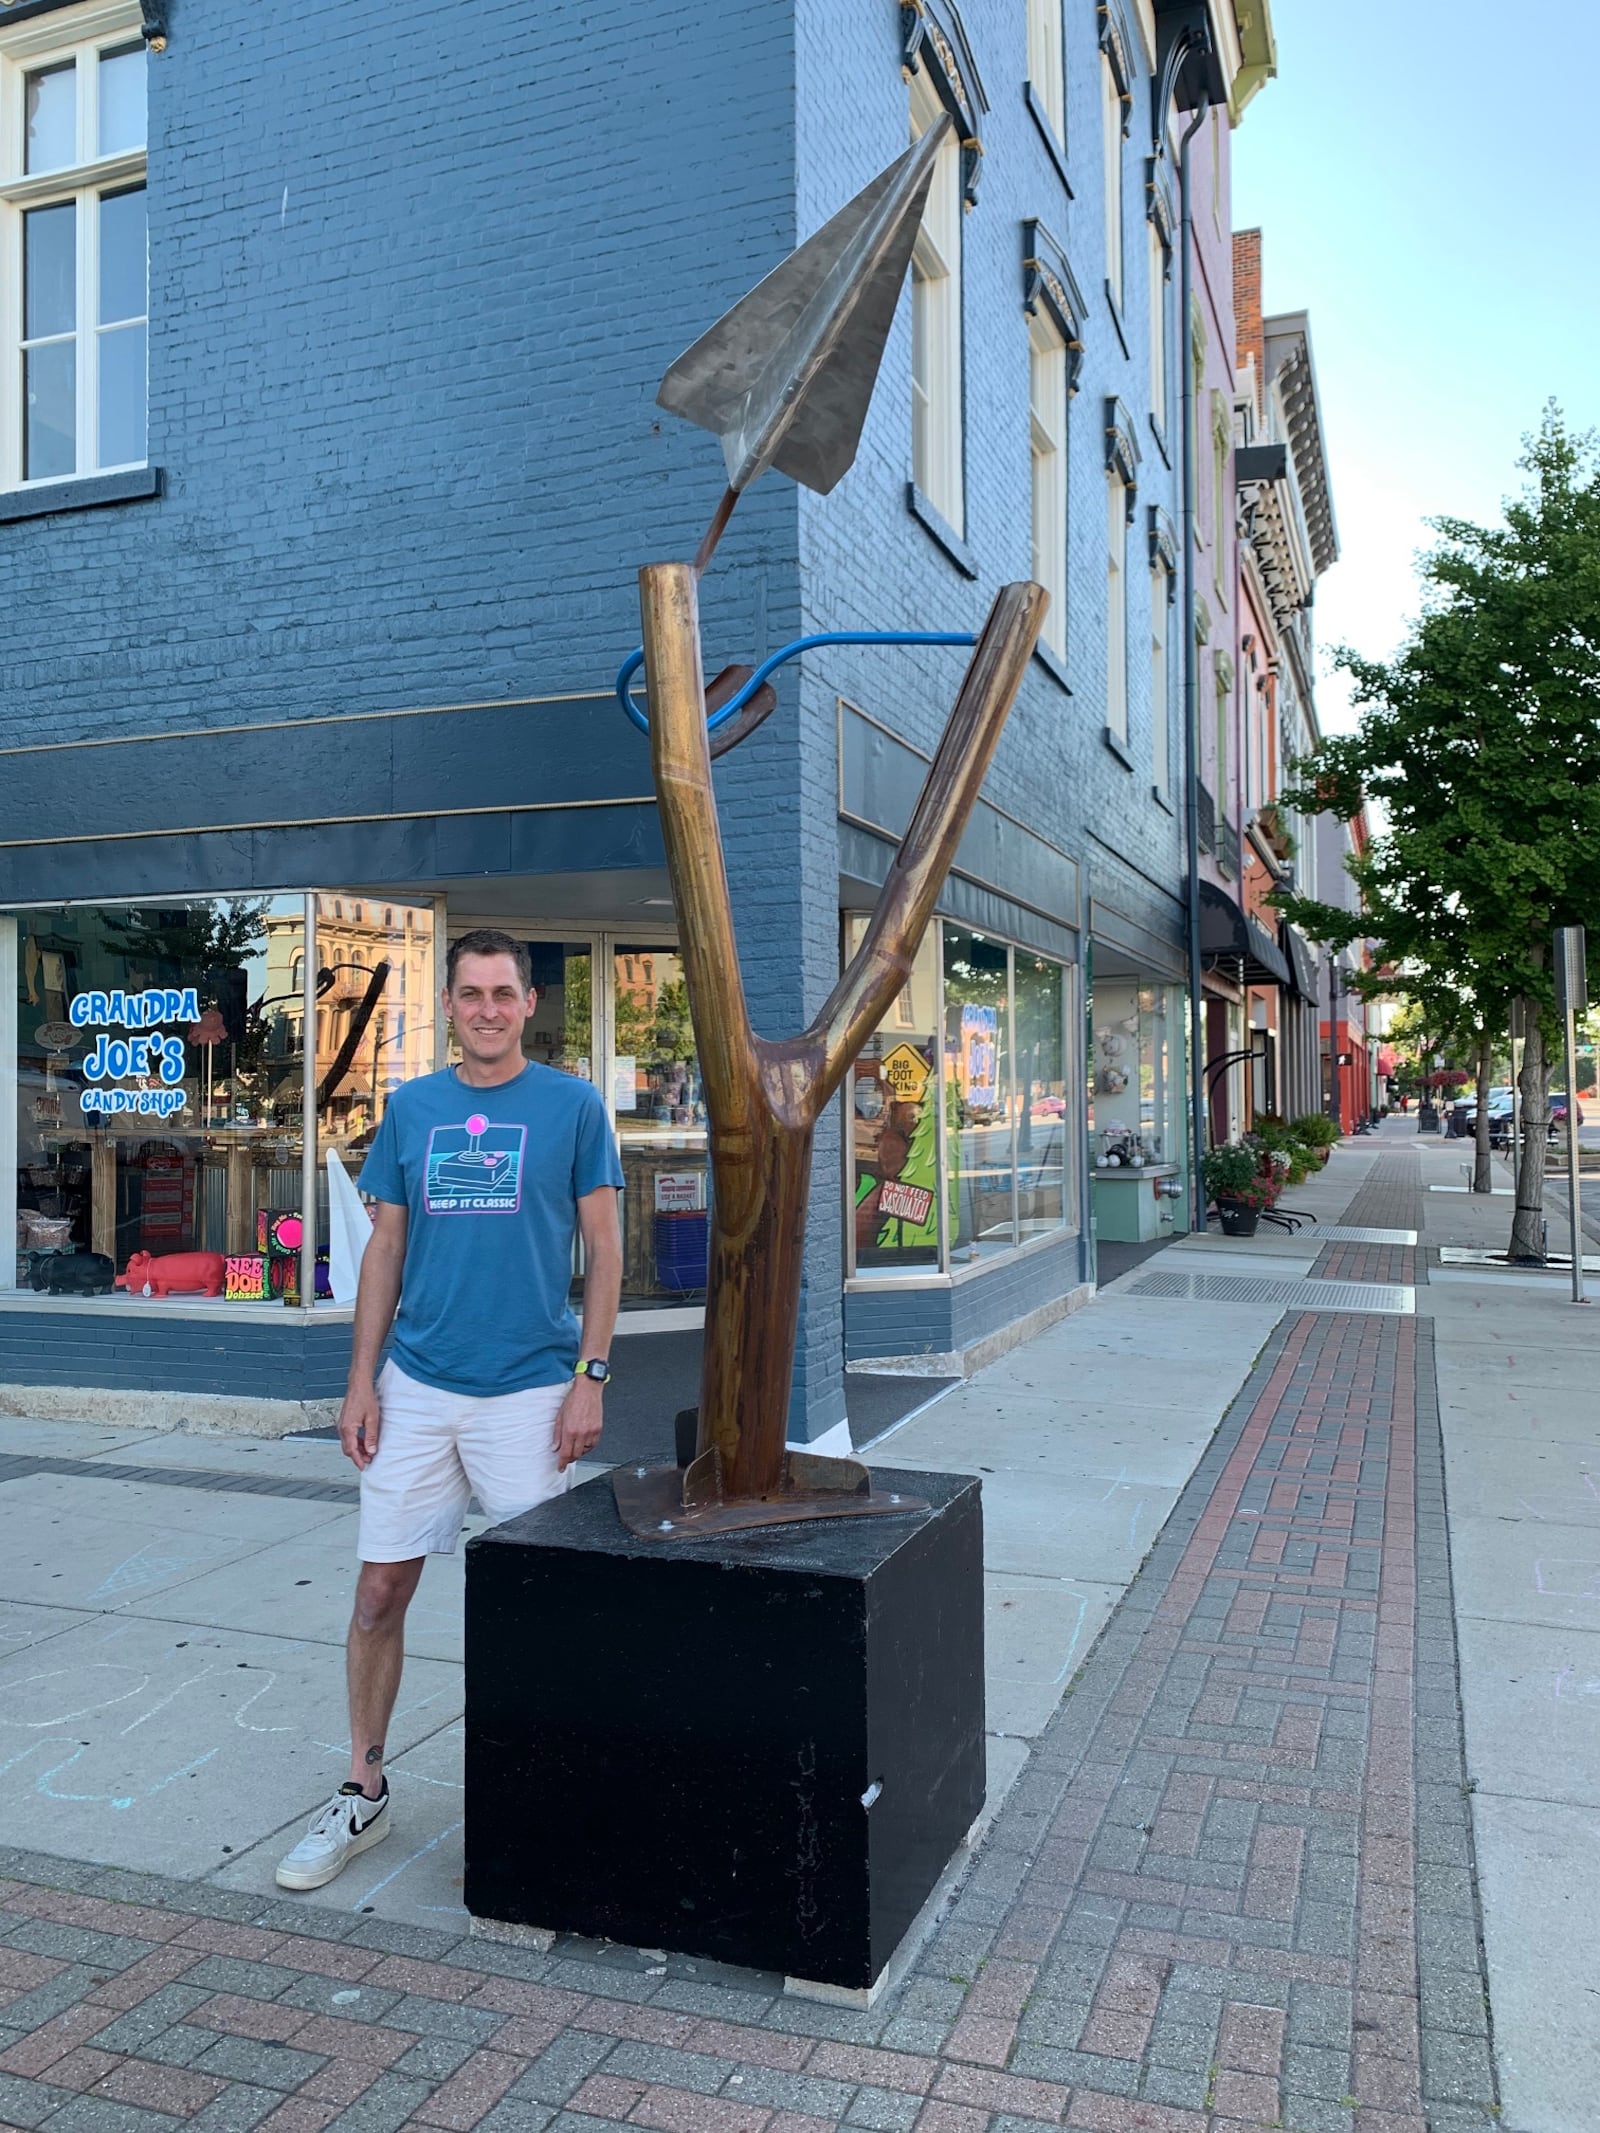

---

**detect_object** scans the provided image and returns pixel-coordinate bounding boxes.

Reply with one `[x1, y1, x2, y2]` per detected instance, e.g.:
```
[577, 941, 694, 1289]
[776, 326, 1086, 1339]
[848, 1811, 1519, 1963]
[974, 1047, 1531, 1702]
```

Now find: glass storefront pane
[943, 928, 1015, 1261]
[523, 941, 592, 1077]
[1013, 953, 1066, 1238]
[309, 895, 436, 1163]
[611, 944, 706, 1302]
[3, 893, 441, 1302]
[9, 896, 310, 1294]
[846, 917, 941, 1273]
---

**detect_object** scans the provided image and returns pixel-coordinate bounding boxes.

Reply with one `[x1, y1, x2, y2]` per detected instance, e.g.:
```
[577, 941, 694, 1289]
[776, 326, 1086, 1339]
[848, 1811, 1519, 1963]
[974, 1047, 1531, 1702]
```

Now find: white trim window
[0, 5, 147, 490]
[1026, 0, 1065, 145]
[1148, 218, 1167, 428]
[1101, 54, 1123, 310]
[1028, 312, 1067, 658]
[910, 69, 964, 530]
[1106, 473, 1128, 741]
[1151, 564, 1170, 789]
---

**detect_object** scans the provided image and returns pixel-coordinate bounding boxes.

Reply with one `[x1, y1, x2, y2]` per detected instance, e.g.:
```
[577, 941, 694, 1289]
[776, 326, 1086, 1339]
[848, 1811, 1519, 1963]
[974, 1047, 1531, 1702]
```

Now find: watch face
[581, 1360, 610, 1382]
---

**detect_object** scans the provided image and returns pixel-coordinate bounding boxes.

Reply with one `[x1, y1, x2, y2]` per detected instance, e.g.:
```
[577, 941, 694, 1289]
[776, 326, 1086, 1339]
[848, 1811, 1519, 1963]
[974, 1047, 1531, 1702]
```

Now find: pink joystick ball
[465, 1113, 489, 1137]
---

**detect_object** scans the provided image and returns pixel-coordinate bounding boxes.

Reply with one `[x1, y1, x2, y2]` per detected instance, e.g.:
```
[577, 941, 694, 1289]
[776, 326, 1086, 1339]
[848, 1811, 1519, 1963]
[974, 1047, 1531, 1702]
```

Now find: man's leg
[347, 1557, 424, 1797]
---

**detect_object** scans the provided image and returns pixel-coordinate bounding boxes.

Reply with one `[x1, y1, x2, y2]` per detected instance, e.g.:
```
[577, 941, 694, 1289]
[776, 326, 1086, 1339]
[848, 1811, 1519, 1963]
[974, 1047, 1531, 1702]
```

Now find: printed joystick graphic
[609, 117, 1048, 1540]
[464, 1113, 489, 1160]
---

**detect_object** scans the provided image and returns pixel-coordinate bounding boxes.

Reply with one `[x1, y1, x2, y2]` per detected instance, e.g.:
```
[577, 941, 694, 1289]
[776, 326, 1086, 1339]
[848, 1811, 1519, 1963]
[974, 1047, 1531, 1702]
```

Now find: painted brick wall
[2, 0, 1198, 1434]
[0, 1311, 353, 1399]
[787, 0, 1187, 1417]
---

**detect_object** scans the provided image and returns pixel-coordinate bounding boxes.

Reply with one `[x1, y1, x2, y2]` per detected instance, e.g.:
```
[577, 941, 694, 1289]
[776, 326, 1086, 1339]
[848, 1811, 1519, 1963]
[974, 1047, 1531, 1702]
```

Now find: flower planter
[1317, 1147, 1331, 1167]
[1215, 1198, 1261, 1237]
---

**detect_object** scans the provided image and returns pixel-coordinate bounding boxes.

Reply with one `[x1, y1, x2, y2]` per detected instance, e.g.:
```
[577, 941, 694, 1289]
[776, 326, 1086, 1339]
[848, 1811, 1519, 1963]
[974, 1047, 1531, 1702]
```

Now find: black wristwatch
[575, 1358, 611, 1384]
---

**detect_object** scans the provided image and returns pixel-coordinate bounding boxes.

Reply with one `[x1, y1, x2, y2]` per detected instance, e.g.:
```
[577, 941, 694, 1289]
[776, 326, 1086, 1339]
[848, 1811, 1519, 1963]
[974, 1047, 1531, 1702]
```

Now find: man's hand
[553, 1375, 605, 1472]
[339, 1380, 383, 1470]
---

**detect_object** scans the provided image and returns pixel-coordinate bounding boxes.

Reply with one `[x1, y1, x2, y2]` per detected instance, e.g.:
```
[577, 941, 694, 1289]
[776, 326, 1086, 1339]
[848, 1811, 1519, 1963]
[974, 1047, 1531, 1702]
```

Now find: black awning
[1199, 880, 1292, 988]
[1284, 925, 1320, 1003]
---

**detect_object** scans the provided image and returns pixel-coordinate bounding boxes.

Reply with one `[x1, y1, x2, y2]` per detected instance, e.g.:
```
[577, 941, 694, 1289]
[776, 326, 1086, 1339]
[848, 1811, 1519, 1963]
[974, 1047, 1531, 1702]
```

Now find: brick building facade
[2, 0, 1286, 1430]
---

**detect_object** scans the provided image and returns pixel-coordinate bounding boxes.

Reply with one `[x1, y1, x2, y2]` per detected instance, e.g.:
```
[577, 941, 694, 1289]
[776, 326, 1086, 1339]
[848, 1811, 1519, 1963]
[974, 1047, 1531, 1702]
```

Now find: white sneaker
[275, 1781, 391, 1890]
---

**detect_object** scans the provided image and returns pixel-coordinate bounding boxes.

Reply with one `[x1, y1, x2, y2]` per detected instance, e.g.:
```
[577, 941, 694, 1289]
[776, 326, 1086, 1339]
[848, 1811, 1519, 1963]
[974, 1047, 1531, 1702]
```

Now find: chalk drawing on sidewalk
[1534, 1559, 1600, 1601]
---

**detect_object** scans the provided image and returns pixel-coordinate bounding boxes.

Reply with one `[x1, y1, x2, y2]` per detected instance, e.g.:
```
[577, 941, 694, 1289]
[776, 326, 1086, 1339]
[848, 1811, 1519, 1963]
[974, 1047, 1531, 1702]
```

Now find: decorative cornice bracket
[1147, 503, 1178, 578]
[1022, 219, 1088, 392]
[1105, 396, 1141, 507]
[900, 0, 989, 206]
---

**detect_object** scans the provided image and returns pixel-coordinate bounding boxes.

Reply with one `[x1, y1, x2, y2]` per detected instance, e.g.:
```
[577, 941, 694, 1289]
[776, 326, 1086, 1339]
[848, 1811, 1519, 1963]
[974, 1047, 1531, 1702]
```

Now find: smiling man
[276, 928, 624, 1891]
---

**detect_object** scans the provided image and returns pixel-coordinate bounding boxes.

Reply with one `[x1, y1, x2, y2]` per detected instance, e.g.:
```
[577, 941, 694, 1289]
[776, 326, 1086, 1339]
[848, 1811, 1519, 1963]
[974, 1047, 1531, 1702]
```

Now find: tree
[1278, 409, 1600, 1259]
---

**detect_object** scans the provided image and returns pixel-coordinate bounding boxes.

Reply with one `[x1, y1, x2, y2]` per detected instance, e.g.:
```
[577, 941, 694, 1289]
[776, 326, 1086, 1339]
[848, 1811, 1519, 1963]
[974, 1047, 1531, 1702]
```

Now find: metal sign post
[1555, 928, 1587, 1304]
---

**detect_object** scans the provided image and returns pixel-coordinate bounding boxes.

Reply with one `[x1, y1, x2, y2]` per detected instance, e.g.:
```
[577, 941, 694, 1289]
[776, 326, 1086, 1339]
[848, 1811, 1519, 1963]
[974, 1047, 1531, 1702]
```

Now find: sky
[1231, 0, 1600, 735]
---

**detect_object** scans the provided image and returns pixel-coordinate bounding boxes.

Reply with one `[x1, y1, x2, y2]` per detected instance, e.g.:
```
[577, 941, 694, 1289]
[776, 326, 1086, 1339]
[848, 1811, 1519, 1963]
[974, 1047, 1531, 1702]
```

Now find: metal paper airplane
[657, 116, 951, 500]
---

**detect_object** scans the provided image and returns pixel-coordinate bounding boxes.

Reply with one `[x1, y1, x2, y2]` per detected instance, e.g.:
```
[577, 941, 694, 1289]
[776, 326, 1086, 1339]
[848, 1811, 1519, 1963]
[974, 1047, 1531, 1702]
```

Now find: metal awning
[1284, 925, 1320, 1003]
[1199, 880, 1292, 988]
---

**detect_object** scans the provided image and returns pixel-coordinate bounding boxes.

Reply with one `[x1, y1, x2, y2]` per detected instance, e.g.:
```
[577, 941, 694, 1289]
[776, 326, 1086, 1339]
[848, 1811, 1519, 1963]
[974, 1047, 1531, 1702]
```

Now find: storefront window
[848, 919, 940, 1272]
[944, 930, 1014, 1260]
[846, 918, 1076, 1278]
[5, 894, 435, 1303]
[610, 944, 706, 1301]
[1090, 979, 1182, 1165]
[1014, 954, 1067, 1238]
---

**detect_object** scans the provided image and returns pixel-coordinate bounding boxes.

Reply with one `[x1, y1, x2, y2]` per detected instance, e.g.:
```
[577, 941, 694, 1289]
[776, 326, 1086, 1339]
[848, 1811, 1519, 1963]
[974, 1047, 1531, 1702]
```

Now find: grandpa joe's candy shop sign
[69, 989, 194, 1119]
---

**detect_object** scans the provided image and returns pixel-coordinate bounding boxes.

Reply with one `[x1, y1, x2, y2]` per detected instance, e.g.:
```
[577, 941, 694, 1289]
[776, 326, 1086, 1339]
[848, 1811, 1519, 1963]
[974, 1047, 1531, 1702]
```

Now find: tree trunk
[1510, 1008, 1550, 1261]
[1471, 1028, 1493, 1193]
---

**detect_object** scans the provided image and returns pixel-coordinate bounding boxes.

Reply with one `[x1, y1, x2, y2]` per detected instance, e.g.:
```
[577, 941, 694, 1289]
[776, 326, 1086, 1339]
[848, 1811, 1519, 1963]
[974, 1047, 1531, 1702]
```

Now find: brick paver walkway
[0, 1156, 1496, 2133]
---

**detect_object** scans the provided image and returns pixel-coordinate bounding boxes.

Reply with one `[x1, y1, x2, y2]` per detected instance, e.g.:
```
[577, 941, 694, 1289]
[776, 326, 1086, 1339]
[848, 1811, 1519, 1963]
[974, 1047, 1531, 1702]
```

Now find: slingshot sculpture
[613, 118, 1048, 1541]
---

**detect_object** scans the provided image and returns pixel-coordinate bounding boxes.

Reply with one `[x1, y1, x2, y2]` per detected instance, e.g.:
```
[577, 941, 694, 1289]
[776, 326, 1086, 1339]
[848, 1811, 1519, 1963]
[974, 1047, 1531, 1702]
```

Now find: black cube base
[464, 1465, 984, 1992]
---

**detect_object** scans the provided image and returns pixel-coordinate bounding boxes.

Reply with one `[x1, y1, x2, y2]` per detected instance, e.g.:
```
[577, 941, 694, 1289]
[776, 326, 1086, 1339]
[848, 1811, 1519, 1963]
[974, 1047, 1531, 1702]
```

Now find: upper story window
[1148, 219, 1167, 428]
[910, 68, 964, 532]
[1100, 56, 1124, 313]
[0, 8, 147, 490]
[1026, 0, 1065, 148]
[1028, 311, 1067, 660]
[1106, 470, 1128, 743]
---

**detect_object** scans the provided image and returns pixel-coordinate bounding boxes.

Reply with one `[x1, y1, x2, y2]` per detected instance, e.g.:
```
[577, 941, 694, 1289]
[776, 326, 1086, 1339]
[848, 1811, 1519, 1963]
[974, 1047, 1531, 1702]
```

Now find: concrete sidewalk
[0, 1143, 1374, 1939]
[0, 1122, 1593, 2133]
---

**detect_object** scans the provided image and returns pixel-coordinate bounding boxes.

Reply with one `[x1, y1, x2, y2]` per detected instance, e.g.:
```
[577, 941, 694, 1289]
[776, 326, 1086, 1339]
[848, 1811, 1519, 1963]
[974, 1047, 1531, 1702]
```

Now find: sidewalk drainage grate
[1131, 1271, 1415, 1314]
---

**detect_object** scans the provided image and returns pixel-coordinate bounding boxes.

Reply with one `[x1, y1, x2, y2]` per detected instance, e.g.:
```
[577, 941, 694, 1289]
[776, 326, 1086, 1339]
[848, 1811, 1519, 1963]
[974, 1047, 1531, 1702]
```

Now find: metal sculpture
[612, 120, 1048, 1540]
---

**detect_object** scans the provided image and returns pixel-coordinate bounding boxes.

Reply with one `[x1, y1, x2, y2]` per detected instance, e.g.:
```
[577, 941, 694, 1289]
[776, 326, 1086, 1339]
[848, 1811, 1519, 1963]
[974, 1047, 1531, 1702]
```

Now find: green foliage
[1201, 1141, 1279, 1208]
[1275, 407, 1600, 1040]
[1290, 1112, 1340, 1149]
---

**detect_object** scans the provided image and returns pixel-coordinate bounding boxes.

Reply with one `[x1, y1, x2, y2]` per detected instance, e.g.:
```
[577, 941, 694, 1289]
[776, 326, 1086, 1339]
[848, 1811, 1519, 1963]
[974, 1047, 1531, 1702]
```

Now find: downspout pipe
[1179, 93, 1210, 1229]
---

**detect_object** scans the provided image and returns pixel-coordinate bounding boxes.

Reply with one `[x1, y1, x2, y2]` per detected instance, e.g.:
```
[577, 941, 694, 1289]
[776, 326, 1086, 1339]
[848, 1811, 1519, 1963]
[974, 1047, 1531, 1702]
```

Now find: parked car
[1459, 1087, 1513, 1127]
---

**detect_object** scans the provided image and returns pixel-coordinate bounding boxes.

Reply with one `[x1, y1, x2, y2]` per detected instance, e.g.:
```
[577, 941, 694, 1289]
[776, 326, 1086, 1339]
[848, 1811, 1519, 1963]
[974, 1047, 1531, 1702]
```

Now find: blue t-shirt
[358, 1064, 624, 1397]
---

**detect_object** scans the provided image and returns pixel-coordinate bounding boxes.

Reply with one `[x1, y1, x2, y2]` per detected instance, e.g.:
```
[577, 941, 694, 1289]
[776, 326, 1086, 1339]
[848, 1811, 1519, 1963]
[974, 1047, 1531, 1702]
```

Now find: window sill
[1024, 83, 1073, 194]
[1152, 782, 1175, 814]
[1031, 636, 1071, 693]
[1147, 413, 1171, 467]
[1103, 725, 1135, 771]
[845, 1225, 1077, 1293]
[0, 466, 162, 525]
[1104, 282, 1130, 360]
[906, 482, 977, 578]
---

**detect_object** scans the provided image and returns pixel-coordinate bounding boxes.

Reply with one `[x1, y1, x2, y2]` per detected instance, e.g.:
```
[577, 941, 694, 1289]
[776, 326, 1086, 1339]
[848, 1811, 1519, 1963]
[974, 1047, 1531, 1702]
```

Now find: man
[277, 929, 623, 1891]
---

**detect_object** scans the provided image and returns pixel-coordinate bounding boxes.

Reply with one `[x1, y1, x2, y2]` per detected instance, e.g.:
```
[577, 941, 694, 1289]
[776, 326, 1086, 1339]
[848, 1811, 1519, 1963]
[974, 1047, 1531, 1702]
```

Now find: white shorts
[357, 1360, 571, 1562]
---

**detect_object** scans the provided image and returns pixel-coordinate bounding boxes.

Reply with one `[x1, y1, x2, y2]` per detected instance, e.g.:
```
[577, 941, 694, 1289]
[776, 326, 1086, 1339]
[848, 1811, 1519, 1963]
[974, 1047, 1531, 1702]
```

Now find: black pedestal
[464, 1465, 983, 1991]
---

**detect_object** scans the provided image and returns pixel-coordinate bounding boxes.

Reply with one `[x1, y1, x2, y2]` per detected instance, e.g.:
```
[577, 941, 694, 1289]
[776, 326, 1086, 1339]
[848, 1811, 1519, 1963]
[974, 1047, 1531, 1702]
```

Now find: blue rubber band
[615, 629, 978, 735]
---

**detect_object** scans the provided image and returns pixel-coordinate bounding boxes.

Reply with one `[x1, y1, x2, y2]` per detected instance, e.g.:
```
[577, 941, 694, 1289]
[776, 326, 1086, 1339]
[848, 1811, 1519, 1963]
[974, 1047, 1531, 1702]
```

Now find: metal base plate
[612, 1454, 928, 1541]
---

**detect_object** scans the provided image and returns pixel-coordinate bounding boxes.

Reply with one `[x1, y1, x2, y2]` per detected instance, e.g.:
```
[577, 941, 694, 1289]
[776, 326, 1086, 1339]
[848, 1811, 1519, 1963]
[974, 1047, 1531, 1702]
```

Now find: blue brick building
[0, 0, 1272, 1436]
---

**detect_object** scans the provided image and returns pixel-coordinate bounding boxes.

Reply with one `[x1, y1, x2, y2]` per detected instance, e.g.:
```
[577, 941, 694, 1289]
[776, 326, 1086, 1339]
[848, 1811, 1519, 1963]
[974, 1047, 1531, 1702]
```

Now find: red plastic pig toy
[115, 1250, 228, 1298]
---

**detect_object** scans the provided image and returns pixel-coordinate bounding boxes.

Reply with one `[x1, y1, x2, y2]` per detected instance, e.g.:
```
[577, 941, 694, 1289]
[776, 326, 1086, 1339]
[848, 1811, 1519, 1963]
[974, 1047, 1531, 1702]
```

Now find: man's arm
[338, 1200, 407, 1471]
[552, 1185, 623, 1471]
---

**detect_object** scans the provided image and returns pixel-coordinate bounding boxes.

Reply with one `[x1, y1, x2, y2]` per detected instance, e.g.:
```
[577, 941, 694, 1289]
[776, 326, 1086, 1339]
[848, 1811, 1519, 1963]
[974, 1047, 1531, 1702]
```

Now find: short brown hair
[446, 928, 533, 992]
